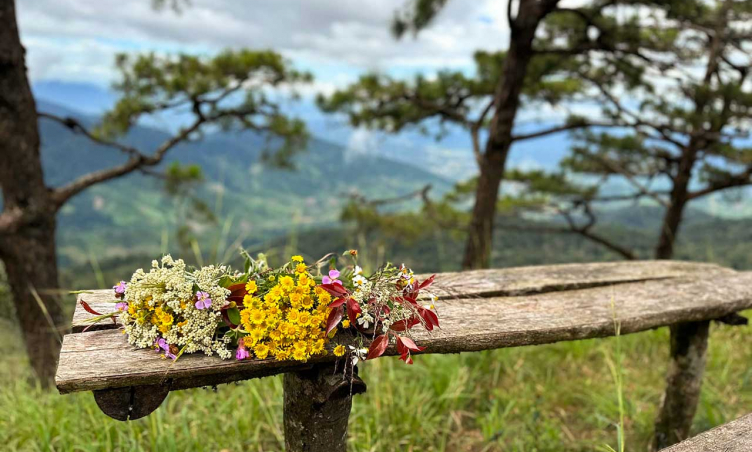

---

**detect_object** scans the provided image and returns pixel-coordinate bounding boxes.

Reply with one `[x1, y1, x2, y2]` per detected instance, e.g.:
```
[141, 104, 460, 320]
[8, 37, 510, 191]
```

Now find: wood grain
[56, 270, 752, 394]
[70, 260, 734, 332]
[660, 413, 752, 451]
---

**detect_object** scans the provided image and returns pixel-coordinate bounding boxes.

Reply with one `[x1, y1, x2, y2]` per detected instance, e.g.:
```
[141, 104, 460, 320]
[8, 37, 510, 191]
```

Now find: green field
[2, 307, 750, 451]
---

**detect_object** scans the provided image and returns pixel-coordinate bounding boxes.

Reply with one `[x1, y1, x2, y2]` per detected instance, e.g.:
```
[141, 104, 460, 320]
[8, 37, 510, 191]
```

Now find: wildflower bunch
[116, 255, 232, 360]
[100, 250, 438, 366]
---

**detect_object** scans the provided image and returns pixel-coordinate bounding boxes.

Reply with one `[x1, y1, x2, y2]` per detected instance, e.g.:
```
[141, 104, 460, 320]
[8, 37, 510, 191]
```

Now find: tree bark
[462, 0, 559, 269]
[655, 127, 700, 260]
[652, 320, 710, 450]
[283, 363, 366, 452]
[0, 0, 65, 385]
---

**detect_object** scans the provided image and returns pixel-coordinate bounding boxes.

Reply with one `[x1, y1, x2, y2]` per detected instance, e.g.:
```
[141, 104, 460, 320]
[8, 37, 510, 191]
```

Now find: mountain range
[35, 99, 450, 269]
[12, 81, 752, 279]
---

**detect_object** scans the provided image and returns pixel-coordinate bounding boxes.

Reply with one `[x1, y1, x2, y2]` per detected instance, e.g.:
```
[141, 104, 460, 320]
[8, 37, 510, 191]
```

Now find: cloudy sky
[17, 0, 577, 178]
[17, 0, 511, 92]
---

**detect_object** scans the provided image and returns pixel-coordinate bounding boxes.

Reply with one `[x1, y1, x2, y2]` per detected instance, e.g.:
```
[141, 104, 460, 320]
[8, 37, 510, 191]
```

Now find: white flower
[354, 265, 363, 275]
[348, 345, 369, 364]
[353, 275, 367, 287]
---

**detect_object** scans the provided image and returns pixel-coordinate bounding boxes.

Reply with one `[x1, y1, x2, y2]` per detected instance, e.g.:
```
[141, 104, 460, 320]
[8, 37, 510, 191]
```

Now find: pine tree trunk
[0, 0, 64, 385]
[655, 149, 695, 260]
[461, 0, 557, 269]
[462, 153, 506, 270]
[0, 226, 64, 384]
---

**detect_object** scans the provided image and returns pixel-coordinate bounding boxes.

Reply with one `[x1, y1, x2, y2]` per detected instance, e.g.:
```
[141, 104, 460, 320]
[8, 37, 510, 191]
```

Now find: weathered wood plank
[56, 271, 752, 394]
[660, 413, 752, 451]
[70, 260, 734, 332]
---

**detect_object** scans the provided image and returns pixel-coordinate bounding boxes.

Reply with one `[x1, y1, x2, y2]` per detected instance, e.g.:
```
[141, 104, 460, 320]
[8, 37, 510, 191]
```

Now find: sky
[18, 0, 575, 177]
[17, 0, 511, 92]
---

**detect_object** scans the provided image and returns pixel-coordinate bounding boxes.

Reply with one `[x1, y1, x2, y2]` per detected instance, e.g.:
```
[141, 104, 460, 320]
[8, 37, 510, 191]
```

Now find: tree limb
[50, 117, 205, 207]
[471, 99, 495, 165]
[37, 112, 142, 158]
[511, 120, 617, 142]
[687, 167, 752, 200]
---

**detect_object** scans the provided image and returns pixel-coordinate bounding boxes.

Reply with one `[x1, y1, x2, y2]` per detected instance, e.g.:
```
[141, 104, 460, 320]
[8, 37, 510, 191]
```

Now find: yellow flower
[312, 339, 325, 354]
[291, 255, 304, 262]
[265, 286, 282, 303]
[298, 312, 311, 326]
[287, 309, 301, 324]
[250, 309, 265, 325]
[279, 276, 295, 292]
[254, 343, 270, 360]
[159, 324, 170, 334]
[250, 328, 265, 343]
[268, 275, 276, 282]
[270, 329, 282, 341]
[289, 292, 302, 307]
[245, 280, 257, 294]
[317, 292, 331, 305]
[298, 274, 311, 287]
[294, 341, 307, 351]
[161, 313, 174, 326]
[342, 319, 350, 328]
[333, 345, 346, 357]
[295, 263, 307, 274]
[292, 348, 307, 361]
[301, 296, 314, 310]
[276, 349, 291, 360]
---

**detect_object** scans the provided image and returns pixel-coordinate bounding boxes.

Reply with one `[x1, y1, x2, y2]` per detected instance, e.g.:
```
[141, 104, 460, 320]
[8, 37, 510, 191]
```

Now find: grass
[1, 312, 751, 452]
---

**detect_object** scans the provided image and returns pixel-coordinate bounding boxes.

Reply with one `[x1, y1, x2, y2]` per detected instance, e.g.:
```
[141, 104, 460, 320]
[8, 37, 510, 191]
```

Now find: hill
[34, 100, 452, 268]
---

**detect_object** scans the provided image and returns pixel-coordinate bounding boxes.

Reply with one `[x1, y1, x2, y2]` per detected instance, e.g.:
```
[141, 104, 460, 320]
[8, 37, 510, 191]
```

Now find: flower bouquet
[91, 250, 439, 366]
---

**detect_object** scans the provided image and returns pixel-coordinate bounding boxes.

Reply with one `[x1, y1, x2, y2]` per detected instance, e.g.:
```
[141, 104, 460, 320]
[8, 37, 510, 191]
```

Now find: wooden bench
[55, 261, 752, 451]
[661, 413, 752, 451]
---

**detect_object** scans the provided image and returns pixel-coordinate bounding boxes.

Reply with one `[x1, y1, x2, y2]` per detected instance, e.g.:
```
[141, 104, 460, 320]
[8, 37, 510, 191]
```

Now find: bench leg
[283, 362, 367, 452]
[652, 320, 710, 450]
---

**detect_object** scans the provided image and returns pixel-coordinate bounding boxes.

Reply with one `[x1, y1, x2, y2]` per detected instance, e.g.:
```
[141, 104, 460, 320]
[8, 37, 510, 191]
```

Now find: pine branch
[37, 112, 142, 158]
[511, 120, 617, 142]
[50, 116, 206, 207]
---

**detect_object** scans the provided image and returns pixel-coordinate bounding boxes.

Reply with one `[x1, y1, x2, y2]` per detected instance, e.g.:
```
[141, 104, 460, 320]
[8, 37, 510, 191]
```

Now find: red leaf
[320, 283, 349, 297]
[366, 334, 389, 360]
[226, 283, 247, 303]
[419, 308, 440, 331]
[390, 316, 420, 332]
[328, 297, 347, 308]
[397, 336, 425, 353]
[399, 353, 413, 365]
[346, 298, 362, 324]
[402, 295, 418, 306]
[418, 274, 436, 290]
[80, 300, 103, 316]
[326, 308, 343, 335]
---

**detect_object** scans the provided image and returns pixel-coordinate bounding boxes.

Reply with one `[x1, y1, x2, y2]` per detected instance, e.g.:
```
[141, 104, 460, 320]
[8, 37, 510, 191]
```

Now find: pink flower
[236, 346, 250, 360]
[195, 291, 212, 310]
[322, 269, 342, 285]
[113, 281, 127, 299]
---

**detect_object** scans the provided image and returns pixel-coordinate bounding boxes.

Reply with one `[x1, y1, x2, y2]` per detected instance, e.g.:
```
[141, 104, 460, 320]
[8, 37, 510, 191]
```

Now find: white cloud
[16, 0, 512, 90]
[345, 127, 378, 162]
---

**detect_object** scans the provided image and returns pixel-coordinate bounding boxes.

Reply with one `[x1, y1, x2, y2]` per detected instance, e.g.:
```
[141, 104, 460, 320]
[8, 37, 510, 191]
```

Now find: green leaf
[227, 307, 241, 327]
